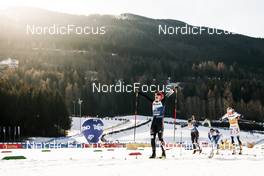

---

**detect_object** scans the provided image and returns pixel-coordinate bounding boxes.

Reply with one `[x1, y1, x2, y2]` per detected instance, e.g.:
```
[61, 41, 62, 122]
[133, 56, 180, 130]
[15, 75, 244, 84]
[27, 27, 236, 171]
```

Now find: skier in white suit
[221, 107, 242, 155]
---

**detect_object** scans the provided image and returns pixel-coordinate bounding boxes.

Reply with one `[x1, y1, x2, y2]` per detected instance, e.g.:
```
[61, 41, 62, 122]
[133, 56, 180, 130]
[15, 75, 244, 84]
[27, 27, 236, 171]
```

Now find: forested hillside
[0, 7, 264, 138]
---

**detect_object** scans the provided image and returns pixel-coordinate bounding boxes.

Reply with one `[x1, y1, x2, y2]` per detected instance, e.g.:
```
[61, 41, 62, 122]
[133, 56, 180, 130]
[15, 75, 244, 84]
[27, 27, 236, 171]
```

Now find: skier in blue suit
[138, 90, 174, 159]
[208, 128, 222, 158]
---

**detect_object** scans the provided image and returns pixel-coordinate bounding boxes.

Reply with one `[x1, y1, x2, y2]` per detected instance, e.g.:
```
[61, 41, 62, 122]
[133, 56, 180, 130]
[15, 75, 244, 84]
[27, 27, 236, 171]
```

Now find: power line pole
[173, 87, 178, 143]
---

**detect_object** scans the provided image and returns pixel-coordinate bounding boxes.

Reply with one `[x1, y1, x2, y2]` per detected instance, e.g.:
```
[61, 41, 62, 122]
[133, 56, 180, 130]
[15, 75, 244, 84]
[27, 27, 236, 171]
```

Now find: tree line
[0, 49, 264, 140]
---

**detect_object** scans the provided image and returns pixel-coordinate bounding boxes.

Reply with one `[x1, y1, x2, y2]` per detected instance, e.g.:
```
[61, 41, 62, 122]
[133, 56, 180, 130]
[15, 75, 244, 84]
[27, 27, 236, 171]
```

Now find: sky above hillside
[0, 0, 263, 38]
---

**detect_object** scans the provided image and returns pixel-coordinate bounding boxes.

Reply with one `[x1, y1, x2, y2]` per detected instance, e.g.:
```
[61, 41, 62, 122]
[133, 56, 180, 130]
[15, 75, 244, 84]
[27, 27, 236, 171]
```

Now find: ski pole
[134, 90, 138, 142]
[173, 88, 178, 143]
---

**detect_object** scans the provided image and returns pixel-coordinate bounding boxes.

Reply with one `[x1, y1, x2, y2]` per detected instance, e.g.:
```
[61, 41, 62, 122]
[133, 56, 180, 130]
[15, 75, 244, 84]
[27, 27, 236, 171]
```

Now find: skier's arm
[208, 133, 212, 141]
[138, 91, 154, 102]
[235, 112, 242, 120]
[161, 94, 167, 104]
[161, 89, 175, 104]
[193, 120, 199, 127]
[220, 114, 228, 121]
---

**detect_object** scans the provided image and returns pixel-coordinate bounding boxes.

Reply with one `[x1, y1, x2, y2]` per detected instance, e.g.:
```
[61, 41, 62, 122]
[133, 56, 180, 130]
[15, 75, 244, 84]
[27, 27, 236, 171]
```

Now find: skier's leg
[194, 133, 198, 149]
[191, 132, 196, 149]
[192, 131, 201, 154]
[209, 141, 216, 158]
[191, 132, 196, 154]
[231, 136, 236, 154]
[195, 131, 202, 153]
[237, 136, 242, 146]
[208, 138, 215, 158]
[231, 136, 235, 145]
[215, 135, 220, 154]
[150, 130, 157, 158]
[149, 119, 157, 158]
[158, 130, 166, 157]
[237, 136, 242, 154]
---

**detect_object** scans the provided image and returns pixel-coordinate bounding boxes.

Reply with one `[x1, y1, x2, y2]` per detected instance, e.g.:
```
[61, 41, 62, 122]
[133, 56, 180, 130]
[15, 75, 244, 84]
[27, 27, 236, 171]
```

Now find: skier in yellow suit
[221, 107, 242, 154]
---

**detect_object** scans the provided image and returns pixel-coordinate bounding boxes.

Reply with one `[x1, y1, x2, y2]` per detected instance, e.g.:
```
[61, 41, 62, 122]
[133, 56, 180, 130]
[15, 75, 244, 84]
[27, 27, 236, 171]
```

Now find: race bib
[230, 126, 240, 136]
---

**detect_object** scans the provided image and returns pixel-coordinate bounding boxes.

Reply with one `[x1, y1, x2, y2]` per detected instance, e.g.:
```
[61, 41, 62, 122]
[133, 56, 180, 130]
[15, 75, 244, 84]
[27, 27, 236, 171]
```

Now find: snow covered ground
[1, 115, 264, 176]
[103, 116, 263, 144]
[28, 115, 264, 145]
[28, 115, 263, 145]
[1, 147, 264, 176]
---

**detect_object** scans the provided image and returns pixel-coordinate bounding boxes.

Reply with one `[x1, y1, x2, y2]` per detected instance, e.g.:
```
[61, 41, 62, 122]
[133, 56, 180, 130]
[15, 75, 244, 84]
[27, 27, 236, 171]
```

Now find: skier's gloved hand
[165, 88, 174, 97]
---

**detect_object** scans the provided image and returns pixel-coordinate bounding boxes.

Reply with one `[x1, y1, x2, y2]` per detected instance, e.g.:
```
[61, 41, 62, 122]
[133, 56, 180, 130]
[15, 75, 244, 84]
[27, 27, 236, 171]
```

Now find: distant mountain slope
[0, 7, 264, 128]
[0, 7, 263, 67]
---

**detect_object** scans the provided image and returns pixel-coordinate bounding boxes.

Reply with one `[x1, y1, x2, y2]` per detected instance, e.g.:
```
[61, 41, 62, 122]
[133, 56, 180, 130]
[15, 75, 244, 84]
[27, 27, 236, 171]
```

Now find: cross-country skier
[208, 128, 222, 158]
[138, 89, 174, 159]
[221, 107, 242, 155]
[188, 115, 202, 154]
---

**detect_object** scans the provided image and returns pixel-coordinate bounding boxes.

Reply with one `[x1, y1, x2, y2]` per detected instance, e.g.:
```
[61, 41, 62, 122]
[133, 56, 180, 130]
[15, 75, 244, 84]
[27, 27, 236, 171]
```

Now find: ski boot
[232, 144, 236, 155]
[159, 151, 166, 159]
[239, 145, 242, 155]
[149, 152, 156, 159]
[216, 149, 220, 155]
[208, 150, 214, 159]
